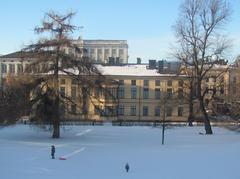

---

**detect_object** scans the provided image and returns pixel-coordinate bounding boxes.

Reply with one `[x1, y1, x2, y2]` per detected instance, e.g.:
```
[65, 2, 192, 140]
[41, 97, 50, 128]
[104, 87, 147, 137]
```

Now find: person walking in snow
[51, 145, 55, 159]
[125, 163, 130, 173]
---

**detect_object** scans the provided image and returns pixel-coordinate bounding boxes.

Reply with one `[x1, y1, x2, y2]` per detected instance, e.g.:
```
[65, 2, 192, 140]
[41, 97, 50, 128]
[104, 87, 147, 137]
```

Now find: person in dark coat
[125, 163, 130, 173]
[51, 145, 55, 159]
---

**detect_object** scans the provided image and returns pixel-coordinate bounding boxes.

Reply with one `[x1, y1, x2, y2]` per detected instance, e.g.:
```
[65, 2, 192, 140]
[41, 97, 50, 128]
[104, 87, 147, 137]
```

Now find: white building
[72, 38, 128, 64]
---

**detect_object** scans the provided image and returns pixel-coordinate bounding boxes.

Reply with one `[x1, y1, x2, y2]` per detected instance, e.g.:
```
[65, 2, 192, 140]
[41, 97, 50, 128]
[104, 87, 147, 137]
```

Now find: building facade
[1, 50, 239, 122]
[60, 64, 189, 122]
[72, 38, 128, 64]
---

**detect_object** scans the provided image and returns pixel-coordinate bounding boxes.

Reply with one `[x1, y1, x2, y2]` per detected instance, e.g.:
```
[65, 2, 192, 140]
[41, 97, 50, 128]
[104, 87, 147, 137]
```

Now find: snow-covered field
[0, 125, 239, 179]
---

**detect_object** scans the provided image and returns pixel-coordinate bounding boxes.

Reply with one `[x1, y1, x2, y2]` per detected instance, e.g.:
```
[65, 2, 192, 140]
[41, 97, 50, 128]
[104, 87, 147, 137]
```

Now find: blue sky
[0, 0, 240, 62]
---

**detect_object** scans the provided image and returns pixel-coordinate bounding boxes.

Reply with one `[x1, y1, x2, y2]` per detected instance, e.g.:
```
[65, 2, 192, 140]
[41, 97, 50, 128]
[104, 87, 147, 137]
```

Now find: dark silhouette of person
[51, 145, 55, 159]
[125, 163, 130, 173]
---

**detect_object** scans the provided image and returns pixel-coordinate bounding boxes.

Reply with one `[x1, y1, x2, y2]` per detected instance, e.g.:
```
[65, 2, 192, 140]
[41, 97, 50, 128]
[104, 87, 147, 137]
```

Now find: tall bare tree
[174, 0, 231, 134]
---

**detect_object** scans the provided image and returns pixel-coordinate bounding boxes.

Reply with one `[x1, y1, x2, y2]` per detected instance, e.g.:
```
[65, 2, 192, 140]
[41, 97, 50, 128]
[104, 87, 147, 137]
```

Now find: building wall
[59, 75, 188, 122]
[72, 39, 128, 64]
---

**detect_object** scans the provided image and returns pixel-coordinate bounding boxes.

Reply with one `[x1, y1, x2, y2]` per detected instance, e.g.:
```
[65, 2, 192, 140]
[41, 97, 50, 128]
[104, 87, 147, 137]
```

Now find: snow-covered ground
[0, 125, 239, 179]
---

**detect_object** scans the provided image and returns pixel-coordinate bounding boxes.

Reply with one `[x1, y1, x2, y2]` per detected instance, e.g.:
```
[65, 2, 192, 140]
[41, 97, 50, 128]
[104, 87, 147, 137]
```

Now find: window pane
[167, 80, 172, 86]
[130, 105, 136, 116]
[131, 87, 137, 99]
[131, 80, 136, 86]
[71, 86, 77, 99]
[178, 80, 183, 87]
[118, 104, 124, 116]
[155, 88, 161, 99]
[178, 106, 183, 116]
[143, 88, 149, 99]
[143, 106, 148, 116]
[60, 87, 65, 96]
[144, 80, 149, 86]
[155, 80, 160, 86]
[118, 87, 125, 99]
[167, 88, 172, 99]
[119, 80, 124, 86]
[166, 107, 172, 117]
[155, 106, 160, 116]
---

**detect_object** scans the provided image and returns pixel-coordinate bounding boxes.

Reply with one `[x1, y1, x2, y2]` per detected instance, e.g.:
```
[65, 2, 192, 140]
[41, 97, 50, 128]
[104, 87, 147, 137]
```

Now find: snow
[0, 125, 239, 179]
[58, 64, 186, 77]
[97, 64, 183, 76]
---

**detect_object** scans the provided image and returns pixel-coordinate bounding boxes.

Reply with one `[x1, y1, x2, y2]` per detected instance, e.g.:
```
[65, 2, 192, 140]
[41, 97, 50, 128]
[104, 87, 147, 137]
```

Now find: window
[71, 104, 77, 114]
[60, 79, 66, 85]
[17, 64, 23, 73]
[178, 88, 183, 99]
[131, 80, 136, 86]
[167, 80, 172, 86]
[220, 86, 224, 94]
[71, 86, 77, 100]
[112, 49, 117, 56]
[60, 87, 65, 96]
[104, 49, 110, 59]
[1, 64, 7, 73]
[94, 106, 100, 115]
[144, 80, 149, 86]
[97, 49, 102, 62]
[130, 105, 136, 116]
[178, 80, 183, 87]
[155, 80, 160, 86]
[131, 87, 137, 99]
[166, 107, 172, 117]
[118, 87, 125, 99]
[178, 106, 183, 116]
[119, 80, 124, 86]
[143, 88, 149, 99]
[143, 106, 148, 116]
[118, 104, 124, 116]
[155, 106, 160, 116]
[167, 88, 172, 99]
[9, 64, 15, 74]
[155, 88, 161, 99]
[106, 88, 117, 99]
[105, 106, 116, 116]
[119, 49, 124, 55]
[97, 48, 102, 54]
[72, 79, 78, 85]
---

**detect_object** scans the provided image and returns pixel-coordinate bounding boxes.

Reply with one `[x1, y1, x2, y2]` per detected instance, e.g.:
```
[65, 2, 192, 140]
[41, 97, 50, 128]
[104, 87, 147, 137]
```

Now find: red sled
[59, 156, 66, 160]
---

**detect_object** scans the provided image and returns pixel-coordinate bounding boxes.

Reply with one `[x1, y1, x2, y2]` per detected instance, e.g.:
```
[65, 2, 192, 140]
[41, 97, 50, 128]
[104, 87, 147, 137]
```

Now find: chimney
[149, 59, 156, 69]
[158, 60, 164, 73]
[137, 58, 141, 64]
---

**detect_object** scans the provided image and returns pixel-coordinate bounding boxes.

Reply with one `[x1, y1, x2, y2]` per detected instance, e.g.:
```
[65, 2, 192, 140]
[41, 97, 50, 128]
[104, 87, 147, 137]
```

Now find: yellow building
[59, 64, 189, 122]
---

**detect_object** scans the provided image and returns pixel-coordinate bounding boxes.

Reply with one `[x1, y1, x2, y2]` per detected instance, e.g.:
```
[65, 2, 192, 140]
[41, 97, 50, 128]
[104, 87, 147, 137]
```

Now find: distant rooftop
[0, 51, 35, 59]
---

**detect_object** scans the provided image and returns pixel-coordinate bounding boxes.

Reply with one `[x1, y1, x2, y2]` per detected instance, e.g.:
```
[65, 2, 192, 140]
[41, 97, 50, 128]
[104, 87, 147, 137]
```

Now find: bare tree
[174, 0, 231, 134]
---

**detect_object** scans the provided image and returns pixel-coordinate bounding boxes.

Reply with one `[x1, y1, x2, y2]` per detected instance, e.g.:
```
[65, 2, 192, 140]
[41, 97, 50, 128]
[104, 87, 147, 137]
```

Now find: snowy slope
[0, 125, 239, 179]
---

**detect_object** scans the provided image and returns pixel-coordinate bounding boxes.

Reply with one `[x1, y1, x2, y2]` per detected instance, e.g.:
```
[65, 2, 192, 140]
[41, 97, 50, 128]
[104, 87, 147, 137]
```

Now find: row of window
[119, 79, 184, 87]
[119, 87, 183, 99]
[1, 64, 23, 74]
[59, 85, 184, 101]
[118, 105, 184, 117]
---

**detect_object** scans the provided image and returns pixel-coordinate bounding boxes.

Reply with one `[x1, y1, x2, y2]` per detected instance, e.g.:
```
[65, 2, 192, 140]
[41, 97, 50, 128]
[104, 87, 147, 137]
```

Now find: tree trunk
[188, 81, 194, 126]
[200, 96, 213, 134]
[52, 93, 60, 138]
[52, 119, 60, 138]
[197, 77, 213, 134]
